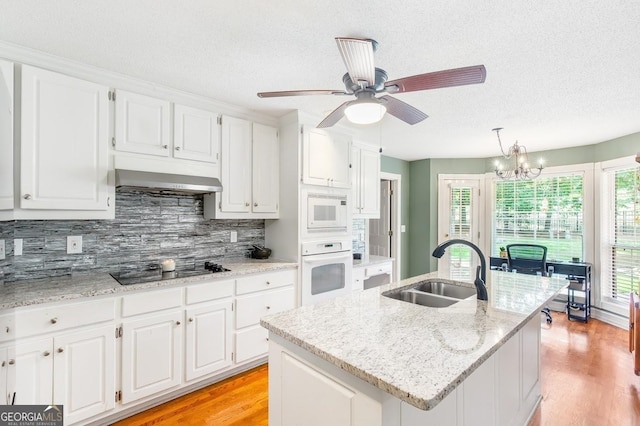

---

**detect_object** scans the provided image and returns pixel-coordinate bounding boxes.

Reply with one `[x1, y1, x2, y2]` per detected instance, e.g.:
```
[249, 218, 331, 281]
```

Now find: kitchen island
[261, 270, 567, 426]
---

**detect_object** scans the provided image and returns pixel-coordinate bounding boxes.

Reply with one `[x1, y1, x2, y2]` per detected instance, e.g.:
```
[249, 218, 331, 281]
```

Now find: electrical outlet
[230, 231, 238, 243]
[0, 240, 4, 260]
[14, 239, 23, 256]
[67, 236, 83, 254]
[401, 225, 406, 233]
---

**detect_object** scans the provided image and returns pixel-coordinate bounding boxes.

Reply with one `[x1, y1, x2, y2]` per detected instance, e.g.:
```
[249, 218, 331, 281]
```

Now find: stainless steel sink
[382, 280, 476, 308]
[412, 280, 476, 299]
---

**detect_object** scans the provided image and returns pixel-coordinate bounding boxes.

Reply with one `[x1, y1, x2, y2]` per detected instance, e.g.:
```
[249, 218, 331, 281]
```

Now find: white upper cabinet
[0, 60, 13, 211]
[219, 115, 252, 213]
[204, 116, 279, 219]
[114, 90, 171, 157]
[252, 123, 279, 213]
[302, 126, 351, 188]
[20, 65, 109, 211]
[173, 104, 220, 164]
[352, 143, 380, 218]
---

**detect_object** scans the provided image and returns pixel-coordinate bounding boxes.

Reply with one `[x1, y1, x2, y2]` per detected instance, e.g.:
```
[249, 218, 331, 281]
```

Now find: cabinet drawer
[365, 262, 392, 278]
[235, 326, 269, 364]
[0, 298, 115, 342]
[122, 288, 182, 317]
[236, 269, 296, 295]
[185, 279, 234, 305]
[236, 287, 295, 329]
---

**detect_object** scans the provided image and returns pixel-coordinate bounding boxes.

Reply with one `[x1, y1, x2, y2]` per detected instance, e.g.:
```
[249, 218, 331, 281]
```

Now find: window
[601, 165, 640, 307]
[493, 173, 584, 262]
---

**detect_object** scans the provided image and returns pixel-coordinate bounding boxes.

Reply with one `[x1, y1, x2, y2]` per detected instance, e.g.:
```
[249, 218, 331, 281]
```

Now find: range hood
[115, 169, 223, 194]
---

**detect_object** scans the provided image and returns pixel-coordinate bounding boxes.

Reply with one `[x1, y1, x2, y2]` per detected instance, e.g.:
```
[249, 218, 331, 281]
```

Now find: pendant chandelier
[493, 127, 543, 180]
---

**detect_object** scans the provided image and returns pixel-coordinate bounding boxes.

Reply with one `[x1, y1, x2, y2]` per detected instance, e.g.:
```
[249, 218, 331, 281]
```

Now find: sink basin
[412, 280, 476, 299]
[384, 289, 460, 308]
[382, 280, 476, 308]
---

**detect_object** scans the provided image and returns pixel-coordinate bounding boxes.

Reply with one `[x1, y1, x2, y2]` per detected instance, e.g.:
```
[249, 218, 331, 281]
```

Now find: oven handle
[301, 251, 352, 264]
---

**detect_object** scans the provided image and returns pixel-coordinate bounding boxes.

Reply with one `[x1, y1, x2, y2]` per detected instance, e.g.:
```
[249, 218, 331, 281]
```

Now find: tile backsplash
[0, 189, 265, 283]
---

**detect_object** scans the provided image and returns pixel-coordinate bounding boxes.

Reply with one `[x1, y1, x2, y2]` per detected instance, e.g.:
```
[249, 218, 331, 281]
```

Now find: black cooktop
[111, 262, 230, 286]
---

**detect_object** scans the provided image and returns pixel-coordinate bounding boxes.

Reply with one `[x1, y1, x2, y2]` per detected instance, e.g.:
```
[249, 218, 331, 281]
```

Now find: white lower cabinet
[121, 310, 183, 404]
[184, 299, 233, 381]
[53, 325, 116, 424]
[235, 270, 296, 365]
[5, 338, 53, 405]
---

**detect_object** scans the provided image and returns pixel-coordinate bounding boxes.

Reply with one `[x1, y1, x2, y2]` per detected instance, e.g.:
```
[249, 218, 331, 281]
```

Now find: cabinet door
[121, 310, 182, 404]
[220, 115, 252, 212]
[0, 60, 13, 211]
[115, 90, 171, 157]
[302, 127, 332, 186]
[359, 147, 380, 217]
[0, 347, 7, 405]
[329, 133, 352, 188]
[184, 299, 233, 381]
[351, 146, 361, 213]
[174, 104, 220, 163]
[6, 338, 53, 405]
[20, 65, 109, 210]
[252, 123, 279, 213]
[52, 325, 115, 424]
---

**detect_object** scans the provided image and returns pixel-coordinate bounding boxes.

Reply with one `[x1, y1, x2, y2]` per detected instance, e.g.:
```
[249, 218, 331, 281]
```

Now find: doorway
[368, 172, 402, 281]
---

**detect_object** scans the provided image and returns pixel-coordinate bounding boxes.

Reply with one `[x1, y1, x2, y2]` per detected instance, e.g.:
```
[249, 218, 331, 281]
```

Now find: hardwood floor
[115, 312, 639, 426]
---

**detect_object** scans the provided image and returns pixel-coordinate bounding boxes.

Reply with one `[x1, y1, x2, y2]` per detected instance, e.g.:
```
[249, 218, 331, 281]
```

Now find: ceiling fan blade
[257, 89, 347, 98]
[379, 95, 428, 125]
[317, 101, 351, 128]
[384, 65, 486, 94]
[335, 37, 376, 87]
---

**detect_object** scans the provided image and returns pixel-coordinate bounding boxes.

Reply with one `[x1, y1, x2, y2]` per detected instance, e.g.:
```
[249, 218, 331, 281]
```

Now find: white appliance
[301, 238, 352, 306]
[302, 189, 349, 237]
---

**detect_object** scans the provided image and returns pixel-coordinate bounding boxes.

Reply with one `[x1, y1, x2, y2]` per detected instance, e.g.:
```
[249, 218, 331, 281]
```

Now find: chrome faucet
[432, 239, 488, 301]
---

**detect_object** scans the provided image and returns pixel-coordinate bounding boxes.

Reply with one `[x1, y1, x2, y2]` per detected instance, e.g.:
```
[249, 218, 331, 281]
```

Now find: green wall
[397, 131, 640, 278]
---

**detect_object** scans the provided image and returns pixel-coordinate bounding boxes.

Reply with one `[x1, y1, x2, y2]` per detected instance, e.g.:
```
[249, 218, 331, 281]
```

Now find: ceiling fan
[257, 37, 487, 128]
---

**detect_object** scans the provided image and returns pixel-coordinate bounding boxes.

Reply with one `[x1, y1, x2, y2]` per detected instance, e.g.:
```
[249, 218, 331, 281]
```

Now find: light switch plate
[0, 240, 4, 260]
[67, 236, 83, 254]
[230, 231, 238, 243]
[14, 239, 23, 256]
[401, 225, 406, 233]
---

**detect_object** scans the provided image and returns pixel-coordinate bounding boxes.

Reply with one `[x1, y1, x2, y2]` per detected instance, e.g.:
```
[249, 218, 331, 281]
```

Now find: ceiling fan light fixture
[344, 101, 387, 125]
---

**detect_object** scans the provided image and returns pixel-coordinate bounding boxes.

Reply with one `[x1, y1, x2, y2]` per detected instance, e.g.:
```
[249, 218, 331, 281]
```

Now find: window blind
[602, 166, 640, 305]
[493, 173, 584, 262]
[448, 186, 473, 280]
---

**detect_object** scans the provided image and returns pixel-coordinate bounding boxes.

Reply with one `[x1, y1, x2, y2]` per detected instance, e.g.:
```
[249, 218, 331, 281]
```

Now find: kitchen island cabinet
[262, 270, 567, 426]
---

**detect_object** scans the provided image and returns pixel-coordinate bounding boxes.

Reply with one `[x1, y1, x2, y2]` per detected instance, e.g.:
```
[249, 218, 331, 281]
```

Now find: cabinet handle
[8, 359, 14, 365]
[43, 351, 50, 357]
[50, 318, 57, 324]
[266, 306, 271, 310]
[5, 326, 9, 333]
[188, 317, 194, 322]
[254, 202, 258, 207]
[176, 321, 181, 326]
[266, 281, 270, 286]
[266, 337, 269, 342]
[175, 146, 181, 151]
[1, 361, 5, 367]
[245, 202, 250, 207]
[57, 348, 64, 353]
[23, 194, 31, 200]
[163, 145, 168, 149]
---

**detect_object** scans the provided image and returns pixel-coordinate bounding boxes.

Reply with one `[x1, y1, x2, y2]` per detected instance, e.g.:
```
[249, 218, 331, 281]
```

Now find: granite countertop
[0, 258, 297, 310]
[261, 270, 567, 411]
[353, 254, 394, 268]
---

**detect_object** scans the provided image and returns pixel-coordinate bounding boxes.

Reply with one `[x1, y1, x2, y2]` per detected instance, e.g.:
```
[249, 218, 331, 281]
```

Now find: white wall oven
[302, 189, 349, 237]
[301, 239, 352, 306]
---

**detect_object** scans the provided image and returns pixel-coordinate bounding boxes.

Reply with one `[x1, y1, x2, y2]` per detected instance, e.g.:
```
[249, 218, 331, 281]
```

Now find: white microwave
[304, 190, 349, 235]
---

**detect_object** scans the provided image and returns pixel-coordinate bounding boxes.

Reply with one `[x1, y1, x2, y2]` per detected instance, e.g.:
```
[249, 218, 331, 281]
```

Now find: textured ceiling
[1, 0, 639, 161]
